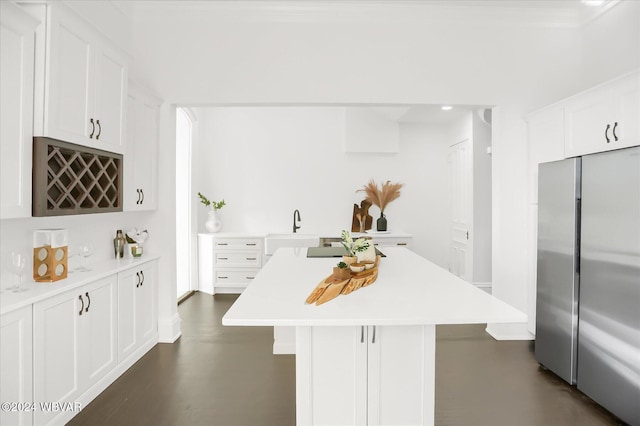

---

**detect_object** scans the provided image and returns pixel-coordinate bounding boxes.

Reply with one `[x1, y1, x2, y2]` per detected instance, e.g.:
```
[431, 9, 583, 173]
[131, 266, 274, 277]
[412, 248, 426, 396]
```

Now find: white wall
[472, 112, 492, 285]
[194, 106, 451, 267]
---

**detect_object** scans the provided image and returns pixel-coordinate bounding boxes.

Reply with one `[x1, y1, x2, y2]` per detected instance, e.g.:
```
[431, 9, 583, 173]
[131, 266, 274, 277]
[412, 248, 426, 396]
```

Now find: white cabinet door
[296, 325, 435, 426]
[34, 275, 117, 425]
[36, 4, 127, 154]
[296, 326, 368, 426]
[93, 47, 127, 152]
[0, 2, 37, 219]
[45, 6, 94, 145]
[613, 74, 639, 149]
[33, 289, 83, 426]
[117, 261, 157, 362]
[565, 72, 639, 158]
[82, 276, 118, 388]
[368, 325, 435, 426]
[124, 83, 160, 211]
[1, 306, 33, 426]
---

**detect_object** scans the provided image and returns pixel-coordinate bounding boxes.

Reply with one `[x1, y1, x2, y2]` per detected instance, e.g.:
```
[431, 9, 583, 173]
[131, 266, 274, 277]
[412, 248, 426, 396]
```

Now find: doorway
[176, 108, 195, 300]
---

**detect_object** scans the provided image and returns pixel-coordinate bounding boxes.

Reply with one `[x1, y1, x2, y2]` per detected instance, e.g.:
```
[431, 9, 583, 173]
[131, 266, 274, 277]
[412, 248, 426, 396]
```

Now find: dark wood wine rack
[32, 137, 123, 216]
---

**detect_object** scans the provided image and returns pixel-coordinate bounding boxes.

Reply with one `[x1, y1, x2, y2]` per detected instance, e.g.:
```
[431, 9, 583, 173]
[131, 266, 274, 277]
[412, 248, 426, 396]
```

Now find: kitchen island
[223, 247, 527, 426]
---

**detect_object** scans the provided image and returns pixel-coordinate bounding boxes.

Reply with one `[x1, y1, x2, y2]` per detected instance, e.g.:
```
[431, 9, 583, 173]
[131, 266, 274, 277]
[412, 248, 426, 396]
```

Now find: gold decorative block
[33, 229, 68, 282]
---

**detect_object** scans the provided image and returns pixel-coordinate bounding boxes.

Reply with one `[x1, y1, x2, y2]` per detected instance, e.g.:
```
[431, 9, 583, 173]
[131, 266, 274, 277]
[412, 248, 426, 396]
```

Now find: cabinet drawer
[214, 238, 262, 250]
[215, 270, 260, 285]
[214, 250, 262, 267]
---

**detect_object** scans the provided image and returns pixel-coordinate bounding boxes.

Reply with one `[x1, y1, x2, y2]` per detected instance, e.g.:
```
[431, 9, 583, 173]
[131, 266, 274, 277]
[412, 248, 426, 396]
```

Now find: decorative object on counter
[333, 261, 351, 280]
[198, 192, 226, 233]
[357, 179, 403, 231]
[76, 242, 94, 271]
[33, 229, 68, 282]
[126, 228, 149, 258]
[113, 230, 126, 258]
[340, 230, 370, 257]
[305, 255, 381, 305]
[351, 199, 373, 232]
[349, 262, 365, 273]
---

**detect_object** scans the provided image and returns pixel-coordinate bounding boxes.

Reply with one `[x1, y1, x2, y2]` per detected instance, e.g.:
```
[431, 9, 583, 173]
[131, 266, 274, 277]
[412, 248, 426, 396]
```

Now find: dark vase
[376, 213, 387, 231]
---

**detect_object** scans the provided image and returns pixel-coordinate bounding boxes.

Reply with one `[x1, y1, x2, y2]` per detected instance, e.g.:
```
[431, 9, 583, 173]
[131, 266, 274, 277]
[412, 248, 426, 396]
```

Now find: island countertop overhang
[222, 247, 527, 327]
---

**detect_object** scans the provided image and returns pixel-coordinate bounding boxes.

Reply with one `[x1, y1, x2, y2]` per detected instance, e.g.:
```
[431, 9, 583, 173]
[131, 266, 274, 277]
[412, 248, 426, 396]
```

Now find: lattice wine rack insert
[33, 137, 123, 216]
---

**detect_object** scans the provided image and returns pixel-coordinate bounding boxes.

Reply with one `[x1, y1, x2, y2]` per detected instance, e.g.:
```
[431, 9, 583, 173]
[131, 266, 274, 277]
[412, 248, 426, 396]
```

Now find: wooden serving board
[305, 256, 381, 306]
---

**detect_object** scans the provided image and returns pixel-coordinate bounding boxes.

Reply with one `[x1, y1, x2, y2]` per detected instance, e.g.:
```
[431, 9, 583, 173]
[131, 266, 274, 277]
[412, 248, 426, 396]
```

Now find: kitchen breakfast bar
[222, 247, 527, 425]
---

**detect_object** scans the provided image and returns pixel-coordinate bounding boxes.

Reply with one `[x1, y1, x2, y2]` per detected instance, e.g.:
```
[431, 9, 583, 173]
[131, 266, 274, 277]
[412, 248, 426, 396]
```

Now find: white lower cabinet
[1, 306, 33, 426]
[296, 325, 435, 426]
[117, 261, 157, 362]
[33, 275, 117, 426]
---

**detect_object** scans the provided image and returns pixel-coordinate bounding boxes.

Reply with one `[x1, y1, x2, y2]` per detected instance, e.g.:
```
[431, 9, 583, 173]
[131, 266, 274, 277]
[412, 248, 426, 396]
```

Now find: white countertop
[1, 254, 159, 315]
[222, 247, 527, 327]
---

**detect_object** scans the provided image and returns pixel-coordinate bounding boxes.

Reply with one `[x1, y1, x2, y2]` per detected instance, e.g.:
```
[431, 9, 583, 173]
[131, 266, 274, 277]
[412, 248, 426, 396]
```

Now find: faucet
[293, 209, 301, 233]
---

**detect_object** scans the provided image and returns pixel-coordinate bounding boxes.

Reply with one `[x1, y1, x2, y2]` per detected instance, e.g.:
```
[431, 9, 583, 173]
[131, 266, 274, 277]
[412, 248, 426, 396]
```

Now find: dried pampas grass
[357, 179, 403, 213]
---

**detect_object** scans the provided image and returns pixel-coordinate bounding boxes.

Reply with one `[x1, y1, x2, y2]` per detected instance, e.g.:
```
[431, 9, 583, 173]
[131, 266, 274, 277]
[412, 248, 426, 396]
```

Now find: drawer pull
[246, 243, 257, 246]
[85, 292, 91, 313]
[247, 276, 255, 280]
[217, 243, 228, 246]
[218, 257, 228, 260]
[397, 243, 407, 246]
[218, 276, 228, 279]
[246, 257, 257, 261]
[79, 295, 84, 316]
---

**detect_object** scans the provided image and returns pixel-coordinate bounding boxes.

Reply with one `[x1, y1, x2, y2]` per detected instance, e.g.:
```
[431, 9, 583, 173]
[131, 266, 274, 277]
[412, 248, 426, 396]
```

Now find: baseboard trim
[486, 322, 534, 341]
[158, 313, 182, 343]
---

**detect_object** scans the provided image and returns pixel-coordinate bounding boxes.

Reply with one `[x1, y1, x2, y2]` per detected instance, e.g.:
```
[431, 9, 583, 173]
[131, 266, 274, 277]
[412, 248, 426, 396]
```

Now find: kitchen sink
[264, 233, 320, 255]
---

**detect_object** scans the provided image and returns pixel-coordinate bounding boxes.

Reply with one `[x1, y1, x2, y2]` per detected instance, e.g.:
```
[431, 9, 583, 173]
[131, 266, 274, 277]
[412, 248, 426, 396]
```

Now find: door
[82, 276, 117, 387]
[535, 158, 580, 384]
[578, 147, 640, 425]
[46, 9, 93, 144]
[0, 3, 36, 219]
[449, 139, 472, 281]
[33, 290, 82, 426]
[117, 267, 138, 361]
[136, 263, 156, 345]
[93, 47, 126, 152]
[368, 325, 435, 426]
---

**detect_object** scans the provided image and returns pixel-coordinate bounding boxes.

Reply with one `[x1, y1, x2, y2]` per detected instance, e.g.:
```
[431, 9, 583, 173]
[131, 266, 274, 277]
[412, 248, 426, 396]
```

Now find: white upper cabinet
[124, 82, 161, 211]
[33, 3, 127, 153]
[564, 72, 639, 158]
[0, 2, 38, 219]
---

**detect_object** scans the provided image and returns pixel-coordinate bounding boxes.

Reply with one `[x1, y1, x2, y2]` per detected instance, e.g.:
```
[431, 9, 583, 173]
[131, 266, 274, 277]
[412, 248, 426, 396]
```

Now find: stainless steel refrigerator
[536, 146, 640, 426]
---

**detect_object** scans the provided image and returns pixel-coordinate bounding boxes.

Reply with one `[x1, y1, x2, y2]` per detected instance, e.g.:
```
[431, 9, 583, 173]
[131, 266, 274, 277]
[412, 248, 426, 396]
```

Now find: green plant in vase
[340, 230, 369, 264]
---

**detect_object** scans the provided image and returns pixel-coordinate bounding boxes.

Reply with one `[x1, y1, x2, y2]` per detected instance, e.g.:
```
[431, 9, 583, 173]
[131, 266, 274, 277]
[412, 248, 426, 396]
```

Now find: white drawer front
[214, 250, 261, 267]
[214, 239, 262, 251]
[214, 270, 259, 285]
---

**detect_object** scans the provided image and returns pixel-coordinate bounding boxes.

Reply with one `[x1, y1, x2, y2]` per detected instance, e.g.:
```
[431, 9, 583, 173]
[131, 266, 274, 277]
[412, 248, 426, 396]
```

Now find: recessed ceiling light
[581, 0, 605, 6]
[441, 105, 453, 111]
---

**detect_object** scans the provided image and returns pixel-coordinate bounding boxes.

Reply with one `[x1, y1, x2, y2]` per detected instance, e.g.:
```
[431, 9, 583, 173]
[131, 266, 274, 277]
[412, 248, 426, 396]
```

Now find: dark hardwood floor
[68, 292, 622, 426]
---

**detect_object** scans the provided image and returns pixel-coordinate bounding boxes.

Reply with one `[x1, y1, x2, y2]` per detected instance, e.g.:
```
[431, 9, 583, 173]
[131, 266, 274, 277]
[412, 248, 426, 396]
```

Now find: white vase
[205, 209, 222, 233]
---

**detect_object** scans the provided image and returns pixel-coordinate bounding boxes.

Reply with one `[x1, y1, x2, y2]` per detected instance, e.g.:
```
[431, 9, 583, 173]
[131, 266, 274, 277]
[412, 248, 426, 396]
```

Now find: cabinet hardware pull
[605, 123, 611, 143]
[613, 122, 618, 141]
[136, 271, 141, 287]
[89, 118, 95, 139]
[360, 326, 364, 343]
[140, 189, 144, 204]
[397, 243, 407, 246]
[85, 292, 91, 312]
[217, 243, 228, 246]
[96, 119, 101, 140]
[466, 231, 469, 240]
[246, 243, 257, 246]
[372, 326, 376, 344]
[140, 270, 145, 286]
[247, 276, 254, 280]
[219, 257, 228, 260]
[136, 189, 141, 204]
[218, 276, 228, 279]
[79, 295, 84, 316]
[246, 257, 257, 260]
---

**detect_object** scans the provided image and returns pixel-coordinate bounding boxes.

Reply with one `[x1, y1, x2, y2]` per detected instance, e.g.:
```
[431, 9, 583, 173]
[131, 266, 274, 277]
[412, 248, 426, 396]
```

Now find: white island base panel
[297, 325, 435, 426]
